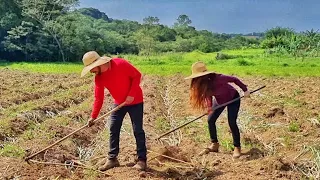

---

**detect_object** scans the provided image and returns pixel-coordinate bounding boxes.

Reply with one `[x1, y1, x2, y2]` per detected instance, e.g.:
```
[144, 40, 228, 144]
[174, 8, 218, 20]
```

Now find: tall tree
[0, 0, 22, 59]
[17, 0, 79, 61]
[143, 16, 160, 25]
[173, 14, 192, 28]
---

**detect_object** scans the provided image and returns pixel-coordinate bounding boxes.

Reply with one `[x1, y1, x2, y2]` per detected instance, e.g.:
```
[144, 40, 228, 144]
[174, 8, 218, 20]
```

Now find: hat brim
[184, 71, 214, 80]
[81, 56, 112, 77]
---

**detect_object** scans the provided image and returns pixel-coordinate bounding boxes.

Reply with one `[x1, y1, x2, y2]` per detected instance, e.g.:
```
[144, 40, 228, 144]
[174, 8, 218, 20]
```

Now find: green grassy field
[1, 49, 320, 76]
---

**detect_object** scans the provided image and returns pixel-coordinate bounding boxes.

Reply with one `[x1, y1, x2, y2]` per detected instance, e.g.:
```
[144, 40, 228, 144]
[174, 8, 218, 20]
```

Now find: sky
[78, 0, 320, 34]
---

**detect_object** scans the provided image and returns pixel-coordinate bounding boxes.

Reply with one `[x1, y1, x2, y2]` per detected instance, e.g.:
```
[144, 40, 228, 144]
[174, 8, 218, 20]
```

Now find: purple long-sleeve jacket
[205, 73, 247, 111]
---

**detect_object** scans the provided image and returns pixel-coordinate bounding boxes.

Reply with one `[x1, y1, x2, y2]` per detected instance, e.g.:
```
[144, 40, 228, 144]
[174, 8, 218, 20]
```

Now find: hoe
[24, 102, 127, 162]
[155, 85, 266, 140]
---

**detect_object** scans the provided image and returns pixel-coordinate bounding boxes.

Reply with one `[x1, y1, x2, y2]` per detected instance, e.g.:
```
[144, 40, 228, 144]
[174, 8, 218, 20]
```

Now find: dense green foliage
[0, 1, 319, 62]
[261, 27, 320, 58]
[0, 1, 260, 62]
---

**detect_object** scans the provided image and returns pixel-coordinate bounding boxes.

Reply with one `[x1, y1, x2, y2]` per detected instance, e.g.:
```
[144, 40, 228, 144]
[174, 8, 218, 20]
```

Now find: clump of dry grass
[293, 146, 320, 179]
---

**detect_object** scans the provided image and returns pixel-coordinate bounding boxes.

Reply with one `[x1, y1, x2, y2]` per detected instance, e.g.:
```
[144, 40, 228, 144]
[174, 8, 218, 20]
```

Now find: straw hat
[184, 61, 214, 80]
[81, 51, 112, 77]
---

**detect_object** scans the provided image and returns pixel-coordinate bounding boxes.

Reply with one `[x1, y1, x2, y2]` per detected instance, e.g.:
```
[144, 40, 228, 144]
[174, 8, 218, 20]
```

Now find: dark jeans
[208, 92, 241, 147]
[108, 102, 147, 161]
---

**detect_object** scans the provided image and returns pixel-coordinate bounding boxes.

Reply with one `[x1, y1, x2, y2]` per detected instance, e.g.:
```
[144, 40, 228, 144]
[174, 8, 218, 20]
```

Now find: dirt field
[0, 68, 319, 180]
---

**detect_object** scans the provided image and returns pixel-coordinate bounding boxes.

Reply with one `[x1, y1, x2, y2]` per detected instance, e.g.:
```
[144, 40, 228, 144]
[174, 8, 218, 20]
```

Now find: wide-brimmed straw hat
[81, 51, 112, 77]
[184, 61, 214, 80]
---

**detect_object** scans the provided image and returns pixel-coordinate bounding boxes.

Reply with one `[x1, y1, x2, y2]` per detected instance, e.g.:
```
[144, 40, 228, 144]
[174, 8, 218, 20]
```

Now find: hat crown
[82, 51, 100, 66]
[192, 62, 208, 74]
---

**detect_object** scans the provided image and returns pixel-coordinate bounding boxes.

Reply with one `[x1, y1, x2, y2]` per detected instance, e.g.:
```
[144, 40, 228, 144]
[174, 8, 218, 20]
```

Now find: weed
[288, 121, 300, 132]
[0, 143, 25, 158]
[220, 139, 234, 151]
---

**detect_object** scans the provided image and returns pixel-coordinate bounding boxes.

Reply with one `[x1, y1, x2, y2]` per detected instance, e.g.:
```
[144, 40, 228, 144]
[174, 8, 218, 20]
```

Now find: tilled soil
[0, 69, 319, 179]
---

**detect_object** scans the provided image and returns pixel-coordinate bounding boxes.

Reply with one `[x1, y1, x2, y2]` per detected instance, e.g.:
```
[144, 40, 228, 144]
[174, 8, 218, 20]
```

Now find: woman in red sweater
[185, 61, 250, 158]
[81, 51, 147, 171]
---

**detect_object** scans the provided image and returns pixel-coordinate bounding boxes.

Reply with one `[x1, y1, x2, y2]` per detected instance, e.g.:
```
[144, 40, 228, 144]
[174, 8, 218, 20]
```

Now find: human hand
[125, 96, 134, 104]
[244, 90, 250, 98]
[87, 117, 95, 127]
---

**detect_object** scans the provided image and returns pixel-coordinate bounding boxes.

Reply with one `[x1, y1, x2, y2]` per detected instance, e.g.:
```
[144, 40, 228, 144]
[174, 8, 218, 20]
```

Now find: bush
[215, 52, 243, 60]
[237, 59, 254, 66]
[216, 52, 234, 60]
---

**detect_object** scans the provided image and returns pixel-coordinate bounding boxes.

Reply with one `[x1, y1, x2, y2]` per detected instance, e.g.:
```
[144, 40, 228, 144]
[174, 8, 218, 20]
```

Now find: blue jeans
[108, 103, 147, 161]
[208, 92, 241, 147]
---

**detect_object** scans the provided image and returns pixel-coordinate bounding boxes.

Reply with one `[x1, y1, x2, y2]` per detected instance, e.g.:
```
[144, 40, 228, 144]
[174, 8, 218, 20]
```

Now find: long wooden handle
[25, 102, 126, 161]
[155, 86, 266, 140]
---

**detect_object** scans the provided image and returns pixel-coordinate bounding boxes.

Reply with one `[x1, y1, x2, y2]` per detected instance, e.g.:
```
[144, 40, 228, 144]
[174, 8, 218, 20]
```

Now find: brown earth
[0, 69, 319, 179]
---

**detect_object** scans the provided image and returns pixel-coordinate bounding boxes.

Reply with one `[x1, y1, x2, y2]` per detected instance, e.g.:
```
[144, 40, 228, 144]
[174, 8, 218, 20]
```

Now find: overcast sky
[79, 0, 320, 34]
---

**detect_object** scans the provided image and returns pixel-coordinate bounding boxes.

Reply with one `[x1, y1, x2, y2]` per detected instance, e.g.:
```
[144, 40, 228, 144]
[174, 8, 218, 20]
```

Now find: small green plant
[220, 139, 234, 151]
[293, 89, 305, 96]
[0, 143, 25, 158]
[288, 121, 300, 132]
[155, 118, 170, 132]
[237, 59, 254, 66]
[188, 123, 209, 143]
[216, 52, 233, 60]
[281, 135, 293, 148]
[21, 129, 35, 140]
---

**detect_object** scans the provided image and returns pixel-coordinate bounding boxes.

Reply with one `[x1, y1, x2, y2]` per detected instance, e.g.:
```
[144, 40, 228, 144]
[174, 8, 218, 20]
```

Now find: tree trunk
[53, 34, 65, 62]
[28, 16, 66, 62]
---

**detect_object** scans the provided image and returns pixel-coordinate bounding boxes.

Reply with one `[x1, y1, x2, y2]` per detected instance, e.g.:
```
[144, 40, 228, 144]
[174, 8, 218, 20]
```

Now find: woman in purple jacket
[185, 61, 250, 158]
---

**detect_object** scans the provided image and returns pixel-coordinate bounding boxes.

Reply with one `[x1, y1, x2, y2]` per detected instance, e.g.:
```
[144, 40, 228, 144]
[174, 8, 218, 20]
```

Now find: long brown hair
[189, 74, 214, 111]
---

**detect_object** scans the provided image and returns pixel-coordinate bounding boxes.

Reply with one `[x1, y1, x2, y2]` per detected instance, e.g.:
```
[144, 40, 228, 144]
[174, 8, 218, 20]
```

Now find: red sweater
[91, 58, 143, 119]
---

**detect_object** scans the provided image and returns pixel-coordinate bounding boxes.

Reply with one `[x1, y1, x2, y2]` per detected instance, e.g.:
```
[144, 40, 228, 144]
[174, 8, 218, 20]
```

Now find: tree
[143, 16, 159, 25]
[303, 29, 320, 50]
[261, 27, 295, 49]
[264, 27, 294, 39]
[77, 8, 109, 21]
[174, 14, 192, 28]
[0, 0, 22, 60]
[17, 0, 79, 61]
[133, 29, 156, 55]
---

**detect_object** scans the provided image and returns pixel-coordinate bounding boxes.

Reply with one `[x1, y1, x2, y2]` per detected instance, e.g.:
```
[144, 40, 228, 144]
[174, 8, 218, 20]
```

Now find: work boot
[133, 160, 147, 171]
[233, 147, 241, 158]
[95, 157, 107, 168]
[98, 158, 120, 171]
[199, 142, 219, 155]
[208, 142, 219, 152]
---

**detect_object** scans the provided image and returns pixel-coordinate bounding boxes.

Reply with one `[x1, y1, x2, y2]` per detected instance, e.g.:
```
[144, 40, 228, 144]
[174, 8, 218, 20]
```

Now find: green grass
[1, 49, 320, 77]
[0, 143, 26, 158]
[0, 61, 82, 74]
[288, 121, 300, 132]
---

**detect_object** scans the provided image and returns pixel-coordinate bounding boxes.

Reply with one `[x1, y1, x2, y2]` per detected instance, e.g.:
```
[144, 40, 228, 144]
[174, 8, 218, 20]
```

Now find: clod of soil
[264, 107, 285, 118]
[155, 146, 190, 162]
